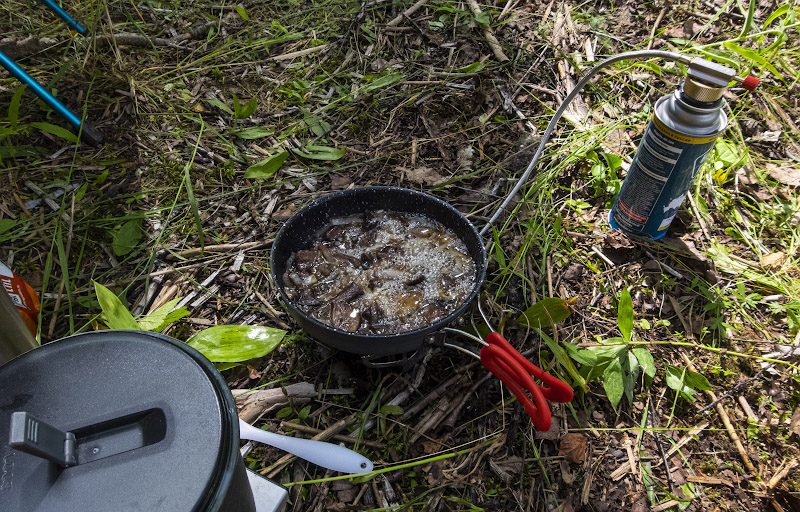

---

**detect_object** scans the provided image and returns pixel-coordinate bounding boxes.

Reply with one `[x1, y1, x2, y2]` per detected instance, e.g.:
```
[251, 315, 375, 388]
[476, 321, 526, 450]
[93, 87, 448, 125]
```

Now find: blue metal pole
[0, 49, 83, 127]
[38, 0, 88, 35]
[0, 49, 103, 145]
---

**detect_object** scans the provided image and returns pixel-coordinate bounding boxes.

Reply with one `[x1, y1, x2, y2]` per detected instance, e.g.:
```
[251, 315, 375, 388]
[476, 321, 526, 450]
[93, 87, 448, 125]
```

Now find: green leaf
[379, 405, 404, 416]
[665, 364, 709, 401]
[632, 347, 656, 380]
[233, 96, 258, 119]
[601, 152, 622, 172]
[587, 342, 627, 362]
[540, 331, 586, 391]
[94, 281, 139, 330]
[455, 62, 485, 74]
[764, 4, 790, 28]
[215, 362, 241, 371]
[603, 359, 624, 412]
[236, 126, 275, 139]
[298, 405, 312, 420]
[518, 297, 571, 329]
[113, 219, 144, 256]
[292, 145, 345, 161]
[715, 139, 741, 166]
[186, 325, 286, 362]
[304, 116, 331, 137]
[360, 72, 405, 94]
[569, 347, 598, 367]
[9, 85, 26, 129]
[30, 122, 79, 143]
[618, 289, 633, 342]
[684, 368, 712, 391]
[137, 298, 190, 332]
[206, 98, 234, 115]
[0, 219, 17, 235]
[723, 41, 783, 80]
[236, 5, 249, 20]
[74, 182, 88, 202]
[244, 151, 290, 178]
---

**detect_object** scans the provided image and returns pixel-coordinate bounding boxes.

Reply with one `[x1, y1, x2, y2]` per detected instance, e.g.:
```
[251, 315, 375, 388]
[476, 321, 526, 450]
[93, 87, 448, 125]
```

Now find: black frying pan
[269, 186, 486, 356]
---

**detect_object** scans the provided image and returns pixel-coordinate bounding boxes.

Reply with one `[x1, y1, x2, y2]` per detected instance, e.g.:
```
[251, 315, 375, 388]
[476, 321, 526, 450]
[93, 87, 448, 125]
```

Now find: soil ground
[1, 0, 799, 511]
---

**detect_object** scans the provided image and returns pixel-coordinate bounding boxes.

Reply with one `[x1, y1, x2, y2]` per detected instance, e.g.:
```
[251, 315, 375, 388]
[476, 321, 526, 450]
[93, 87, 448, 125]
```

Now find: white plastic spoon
[238, 419, 374, 474]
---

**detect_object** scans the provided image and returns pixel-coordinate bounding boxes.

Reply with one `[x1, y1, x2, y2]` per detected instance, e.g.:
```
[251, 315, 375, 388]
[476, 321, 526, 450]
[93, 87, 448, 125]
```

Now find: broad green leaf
[215, 362, 241, 371]
[137, 298, 191, 332]
[723, 42, 783, 80]
[568, 347, 598, 367]
[9, 85, 25, 129]
[94, 281, 139, 330]
[601, 152, 622, 172]
[292, 145, 345, 161]
[764, 4, 790, 27]
[187, 325, 286, 362]
[304, 116, 331, 137]
[244, 151, 290, 178]
[379, 405, 404, 415]
[586, 342, 627, 362]
[632, 347, 656, 380]
[74, 182, 88, 202]
[715, 140, 740, 167]
[236, 126, 275, 139]
[233, 96, 258, 119]
[603, 359, 624, 412]
[0, 219, 16, 235]
[456, 62, 485, 74]
[684, 368, 712, 391]
[618, 289, 633, 342]
[30, 122, 79, 143]
[665, 364, 705, 401]
[360, 72, 404, 94]
[113, 219, 144, 256]
[540, 331, 586, 391]
[236, 5, 249, 20]
[206, 98, 234, 115]
[518, 297, 571, 329]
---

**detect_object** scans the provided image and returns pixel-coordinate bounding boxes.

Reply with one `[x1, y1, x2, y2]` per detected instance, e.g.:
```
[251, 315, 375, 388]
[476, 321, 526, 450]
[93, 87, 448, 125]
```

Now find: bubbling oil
[283, 211, 476, 335]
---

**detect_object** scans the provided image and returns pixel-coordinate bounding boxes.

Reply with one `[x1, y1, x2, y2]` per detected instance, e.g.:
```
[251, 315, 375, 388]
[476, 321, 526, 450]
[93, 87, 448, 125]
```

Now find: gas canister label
[609, 116, 717, 238]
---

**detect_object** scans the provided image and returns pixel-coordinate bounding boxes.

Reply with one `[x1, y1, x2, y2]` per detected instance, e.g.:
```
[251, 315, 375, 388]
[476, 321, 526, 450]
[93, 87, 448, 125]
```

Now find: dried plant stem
[466, 0, 510, 62]
[680, 353, 761, 483]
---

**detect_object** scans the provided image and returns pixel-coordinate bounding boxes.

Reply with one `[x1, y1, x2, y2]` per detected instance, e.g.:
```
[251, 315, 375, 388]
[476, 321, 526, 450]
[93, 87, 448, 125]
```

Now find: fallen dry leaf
[559, 433, 588, 464]
[790, 407, 800, 437]
[403, 166, 447, 185]
[765, 162, 800, 187]
[761, 251, 787, 269]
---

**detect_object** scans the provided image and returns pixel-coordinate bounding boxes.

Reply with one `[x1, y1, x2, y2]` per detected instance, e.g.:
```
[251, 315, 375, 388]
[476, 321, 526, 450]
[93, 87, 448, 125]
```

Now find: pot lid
[0, 330, 239, 512]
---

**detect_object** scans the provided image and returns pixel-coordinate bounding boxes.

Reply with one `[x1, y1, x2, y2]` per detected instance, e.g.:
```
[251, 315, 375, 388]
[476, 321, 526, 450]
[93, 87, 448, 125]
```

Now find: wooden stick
[386, 0, 427, 27]
[680, 353, 761, 482]
[165, 240, 270, 261]
[466, 0, 509, 62]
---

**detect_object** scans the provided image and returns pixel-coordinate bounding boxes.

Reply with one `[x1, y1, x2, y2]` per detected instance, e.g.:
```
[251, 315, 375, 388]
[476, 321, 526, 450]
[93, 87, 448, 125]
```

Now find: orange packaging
[0, 262, 41, 335]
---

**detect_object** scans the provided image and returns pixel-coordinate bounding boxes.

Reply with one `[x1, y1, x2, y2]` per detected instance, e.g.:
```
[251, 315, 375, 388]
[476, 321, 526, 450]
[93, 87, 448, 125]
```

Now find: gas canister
[609, 59, 759, 239]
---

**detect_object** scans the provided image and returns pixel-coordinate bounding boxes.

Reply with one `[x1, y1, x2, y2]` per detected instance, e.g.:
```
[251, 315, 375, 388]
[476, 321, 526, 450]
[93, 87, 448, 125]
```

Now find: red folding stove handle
[480, 332, 574, 431]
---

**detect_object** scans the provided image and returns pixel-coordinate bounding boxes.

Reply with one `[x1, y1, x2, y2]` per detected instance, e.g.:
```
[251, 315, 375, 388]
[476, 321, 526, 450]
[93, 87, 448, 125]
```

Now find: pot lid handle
[9, 411, 77, 467]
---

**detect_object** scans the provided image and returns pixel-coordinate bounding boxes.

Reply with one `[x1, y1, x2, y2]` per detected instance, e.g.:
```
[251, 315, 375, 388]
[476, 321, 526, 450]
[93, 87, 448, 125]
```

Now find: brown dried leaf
[790, 407, 800, 437]
[761, 251, 787, 269]
[765, 162, 800, 187]
[559, 433, 588, 464]
[403, 166, 447, 186]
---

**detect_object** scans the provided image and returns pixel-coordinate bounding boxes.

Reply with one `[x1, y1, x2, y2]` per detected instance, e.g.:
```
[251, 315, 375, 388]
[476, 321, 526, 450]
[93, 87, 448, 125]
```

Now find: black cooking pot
[270, 186, 486, 356]
[0, 331, 263, 512]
